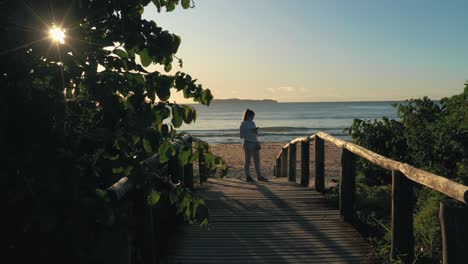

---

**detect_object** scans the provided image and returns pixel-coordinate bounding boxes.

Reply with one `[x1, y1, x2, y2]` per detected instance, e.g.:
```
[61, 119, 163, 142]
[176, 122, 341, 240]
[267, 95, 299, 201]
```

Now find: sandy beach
[210, 141, 343, 187]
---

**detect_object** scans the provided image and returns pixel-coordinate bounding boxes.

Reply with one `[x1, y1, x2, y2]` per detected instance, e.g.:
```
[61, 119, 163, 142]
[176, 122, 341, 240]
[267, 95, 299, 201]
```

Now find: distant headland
[211, 99, 278, 104]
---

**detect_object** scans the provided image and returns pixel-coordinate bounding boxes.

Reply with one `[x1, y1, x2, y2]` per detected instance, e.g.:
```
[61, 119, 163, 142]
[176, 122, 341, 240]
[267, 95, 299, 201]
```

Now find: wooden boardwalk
[164, 177, 376, 264]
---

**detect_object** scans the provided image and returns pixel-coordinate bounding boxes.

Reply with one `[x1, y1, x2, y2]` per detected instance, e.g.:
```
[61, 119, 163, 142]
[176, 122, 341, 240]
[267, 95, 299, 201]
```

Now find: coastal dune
[210, 141, 343, 187]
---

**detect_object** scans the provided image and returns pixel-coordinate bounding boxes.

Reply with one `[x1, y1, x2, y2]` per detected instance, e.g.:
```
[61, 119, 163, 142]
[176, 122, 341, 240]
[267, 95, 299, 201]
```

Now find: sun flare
[49, 26, 65, 44]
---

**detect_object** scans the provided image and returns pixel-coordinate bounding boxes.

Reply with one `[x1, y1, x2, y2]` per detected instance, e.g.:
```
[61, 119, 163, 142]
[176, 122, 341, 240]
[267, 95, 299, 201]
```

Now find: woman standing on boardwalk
[240, 109, 268, 182]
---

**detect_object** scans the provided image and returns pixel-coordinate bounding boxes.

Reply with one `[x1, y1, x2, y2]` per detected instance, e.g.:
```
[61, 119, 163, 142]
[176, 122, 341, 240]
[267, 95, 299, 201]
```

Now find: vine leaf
[178, 146, 192, 166]
[132, 135, 141, 145]
[124, 165, 134, 175]
[180, 105, 194, 124]
[169, 189, 178, 205]
[177, 196, 190, 214]
[164, 63, 172, 72]
[140, 48, 152, 67]
[189, 148, 199, 163]
[166, 2, 176, 12]
[96, 188, 111, 203]
[159, 140, 175, 163]
[114, 49, 129, 59]
[182, 0, 190, 9]
[147, 190, 161, 206]
[109, 154, 119, 160]
[155, 76, 172, 101]
[112, 167, 125, 174]
[171, 104, 184, 128]
[143, 138, 153, 153]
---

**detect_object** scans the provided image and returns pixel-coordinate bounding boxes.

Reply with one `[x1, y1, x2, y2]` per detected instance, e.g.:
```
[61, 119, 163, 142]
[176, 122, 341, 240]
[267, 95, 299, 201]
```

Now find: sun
[49, 26, 65, 44]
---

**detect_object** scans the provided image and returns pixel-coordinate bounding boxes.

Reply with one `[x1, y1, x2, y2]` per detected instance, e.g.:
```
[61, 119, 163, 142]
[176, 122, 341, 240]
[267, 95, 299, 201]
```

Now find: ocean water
[179, 101, 400, 144]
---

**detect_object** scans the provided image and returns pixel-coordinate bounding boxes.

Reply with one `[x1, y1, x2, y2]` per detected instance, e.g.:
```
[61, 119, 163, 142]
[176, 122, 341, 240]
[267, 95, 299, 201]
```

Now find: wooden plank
[170, 254, 372, 259]
[275, 157, 281, 177]
[164, 177, 376, 263]
[169, 157, 183, 184]
[169, 259, 373, 264]
[439, 199, 468, 264]
[180, 229, 371, 235]
[170, 246, 373, 253]
[300, 140, 310, 186]
[281, 146, 288, 178]
[289, 143, 297, 182]
[315, 137, 325, 192]
[167, 259, 374, 264]
[340, 148, 356, 222]
[170, 255, 373, 262]
[390, 170, 414, 263]
[175, 235, 374, 242]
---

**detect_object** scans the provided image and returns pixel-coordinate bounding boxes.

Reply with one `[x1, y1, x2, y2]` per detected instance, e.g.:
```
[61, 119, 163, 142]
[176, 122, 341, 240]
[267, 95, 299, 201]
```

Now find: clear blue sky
[143, 0, 468, 102]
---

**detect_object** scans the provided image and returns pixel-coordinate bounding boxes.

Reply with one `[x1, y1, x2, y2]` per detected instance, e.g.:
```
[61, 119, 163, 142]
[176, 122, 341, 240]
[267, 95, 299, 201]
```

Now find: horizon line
[183, 98, 441, 104]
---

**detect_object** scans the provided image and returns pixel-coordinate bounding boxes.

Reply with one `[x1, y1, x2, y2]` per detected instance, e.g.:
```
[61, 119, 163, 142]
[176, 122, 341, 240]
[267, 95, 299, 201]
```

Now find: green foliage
[143, 138, 153, 153]
[346, 85, 468, 263]
[194, 140, 229, 176]
[355, 172, 392, 228]
[345, 117, 406, 186]
[413, 188, 444, 262]
[147, 189, 161, 206]
[158, 140, 176, 163]
[1, 0, 224, 262]
[177, 146, 192, 165]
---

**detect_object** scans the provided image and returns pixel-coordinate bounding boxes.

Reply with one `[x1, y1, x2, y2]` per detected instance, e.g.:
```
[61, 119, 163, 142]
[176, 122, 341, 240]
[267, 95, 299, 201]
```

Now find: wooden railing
[274, 131, 468, 264]
[105, 135, 210, 264]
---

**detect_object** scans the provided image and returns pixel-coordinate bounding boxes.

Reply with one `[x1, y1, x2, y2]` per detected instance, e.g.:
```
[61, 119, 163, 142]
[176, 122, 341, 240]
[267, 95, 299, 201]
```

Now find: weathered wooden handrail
[108, 135, 211, 199]
[314, 131, 468, 204]
[105, 134, 211, 264]
[107, 177, 133, 201]
[277, 131, 468, 204]
[274, 131, 468, 264]
[105, 154, 172, 264]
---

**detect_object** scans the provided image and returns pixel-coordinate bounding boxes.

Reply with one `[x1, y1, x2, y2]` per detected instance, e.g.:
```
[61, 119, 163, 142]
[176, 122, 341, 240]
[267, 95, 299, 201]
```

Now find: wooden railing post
[171, 157, 184, 184]
[281, 145, 288, 178]
[391, 170, 414, 263]
[275, 157, 281, 177]
[300, 140, 310, 186]
[289, 143, 296, 182]
[199, 150, 207, 183]
[315, 137, 325, 192]
[439, 199, 468, 264]
[340, 148, 356, 222]
[183, 139, 194, 189]
[135, 190, 157, 264]
[272, 132, 468, 264]
[146, 203, 157, 264]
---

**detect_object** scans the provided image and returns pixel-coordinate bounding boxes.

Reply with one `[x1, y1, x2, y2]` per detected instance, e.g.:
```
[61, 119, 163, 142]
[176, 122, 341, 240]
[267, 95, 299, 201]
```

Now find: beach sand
[210, 141, 342, 187]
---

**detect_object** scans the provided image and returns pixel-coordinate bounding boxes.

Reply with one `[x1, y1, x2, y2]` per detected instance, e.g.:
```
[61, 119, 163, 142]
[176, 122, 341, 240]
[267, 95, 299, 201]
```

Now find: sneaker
[257, 176, 268, 182]
[245, 176, 255, 182]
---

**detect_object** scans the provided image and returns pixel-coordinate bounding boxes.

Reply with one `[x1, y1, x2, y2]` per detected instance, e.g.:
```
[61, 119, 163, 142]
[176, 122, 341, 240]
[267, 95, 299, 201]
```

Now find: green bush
[1, 1, 225, 263]
[413, 188, 444, 262]
[346, 83, 468, 263]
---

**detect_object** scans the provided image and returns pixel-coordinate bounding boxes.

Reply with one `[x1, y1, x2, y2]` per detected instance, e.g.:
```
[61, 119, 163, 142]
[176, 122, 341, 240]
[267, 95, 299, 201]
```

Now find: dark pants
[243, 142, 261, 178]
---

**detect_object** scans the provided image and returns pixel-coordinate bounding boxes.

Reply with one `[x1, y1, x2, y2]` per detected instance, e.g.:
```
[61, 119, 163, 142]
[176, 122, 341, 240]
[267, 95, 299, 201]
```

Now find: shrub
[1, 1, 225, 263]
[346, 83, 468, 263]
